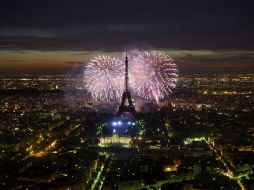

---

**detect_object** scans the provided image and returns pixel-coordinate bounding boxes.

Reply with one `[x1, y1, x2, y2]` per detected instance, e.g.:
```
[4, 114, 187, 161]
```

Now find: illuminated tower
[117, 54, 137, 118]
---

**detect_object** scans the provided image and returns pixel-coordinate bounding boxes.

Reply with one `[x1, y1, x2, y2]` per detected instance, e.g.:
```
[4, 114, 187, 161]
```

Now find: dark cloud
[1, 59, 23, 63]
[0, 0, 254, 74]
[0, 28, 58, 38]
[0, 1, 253, 50]
[171, 51, 254, 74]
[67, 61, 84, 65]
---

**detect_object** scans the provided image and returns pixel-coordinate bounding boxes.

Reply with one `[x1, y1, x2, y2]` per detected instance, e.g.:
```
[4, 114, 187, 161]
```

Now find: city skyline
[1, 73, 253, 189]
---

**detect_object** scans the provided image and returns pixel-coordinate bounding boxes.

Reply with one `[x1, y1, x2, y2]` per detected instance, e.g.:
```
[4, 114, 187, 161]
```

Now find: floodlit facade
[99, 135, 132, 147]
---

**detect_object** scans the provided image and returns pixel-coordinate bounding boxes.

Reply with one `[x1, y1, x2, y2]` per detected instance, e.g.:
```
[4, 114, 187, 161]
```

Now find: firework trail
[83, 55, 125, 101]
[129, 50, 178, 101]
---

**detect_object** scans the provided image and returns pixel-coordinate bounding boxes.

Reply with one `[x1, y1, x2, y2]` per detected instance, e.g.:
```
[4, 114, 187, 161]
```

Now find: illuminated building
[99, 135, 132, 147]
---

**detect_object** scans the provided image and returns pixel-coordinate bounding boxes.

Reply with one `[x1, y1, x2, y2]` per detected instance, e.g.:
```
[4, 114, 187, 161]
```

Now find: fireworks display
[83, 55, 125, 101]
[83, 51, 178, 101]
[129, 50, 178, 101]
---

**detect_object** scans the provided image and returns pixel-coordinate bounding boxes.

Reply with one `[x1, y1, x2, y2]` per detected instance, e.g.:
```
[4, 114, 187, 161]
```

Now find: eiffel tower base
[117, 91, 137, 118]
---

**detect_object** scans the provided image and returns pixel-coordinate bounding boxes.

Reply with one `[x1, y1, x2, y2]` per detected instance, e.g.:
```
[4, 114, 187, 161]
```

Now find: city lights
[1, 73, 253, 190]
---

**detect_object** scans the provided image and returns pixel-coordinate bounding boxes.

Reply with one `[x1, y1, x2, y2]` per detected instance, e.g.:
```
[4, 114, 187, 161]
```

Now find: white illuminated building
[99, 135, 132, 148]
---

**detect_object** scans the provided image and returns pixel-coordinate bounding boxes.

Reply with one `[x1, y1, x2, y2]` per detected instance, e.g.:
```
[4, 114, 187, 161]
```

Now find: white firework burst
[83, 55, 125, 101]
[129, 50, 178, 101]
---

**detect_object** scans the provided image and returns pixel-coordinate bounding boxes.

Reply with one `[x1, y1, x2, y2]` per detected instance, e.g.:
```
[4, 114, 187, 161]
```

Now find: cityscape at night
[0, 73, 253, 189]
[0, 1, 254, 190]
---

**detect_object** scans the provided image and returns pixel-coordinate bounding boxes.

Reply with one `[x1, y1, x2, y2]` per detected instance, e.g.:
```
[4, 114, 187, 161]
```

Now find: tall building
[117, 54, 137, 118]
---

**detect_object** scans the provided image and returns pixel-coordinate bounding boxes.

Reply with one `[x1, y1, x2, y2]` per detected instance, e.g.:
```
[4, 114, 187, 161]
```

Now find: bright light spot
[183, 137, 206, 145]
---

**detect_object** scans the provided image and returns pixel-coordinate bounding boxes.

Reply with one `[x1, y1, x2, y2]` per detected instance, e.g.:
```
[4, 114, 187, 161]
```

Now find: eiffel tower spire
[125, 52, 129, 92]
[117, 53, 137, 118]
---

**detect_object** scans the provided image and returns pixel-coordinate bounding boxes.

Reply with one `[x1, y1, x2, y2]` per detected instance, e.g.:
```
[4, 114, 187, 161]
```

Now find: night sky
[0, 0, 254, 74]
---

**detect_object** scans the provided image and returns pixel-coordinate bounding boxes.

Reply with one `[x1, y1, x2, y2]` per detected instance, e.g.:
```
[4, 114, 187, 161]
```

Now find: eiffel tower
[117, 54, 137, 118]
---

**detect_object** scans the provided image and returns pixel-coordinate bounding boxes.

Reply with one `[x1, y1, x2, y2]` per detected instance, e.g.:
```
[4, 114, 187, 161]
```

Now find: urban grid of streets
[0, 74, 253, 189]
